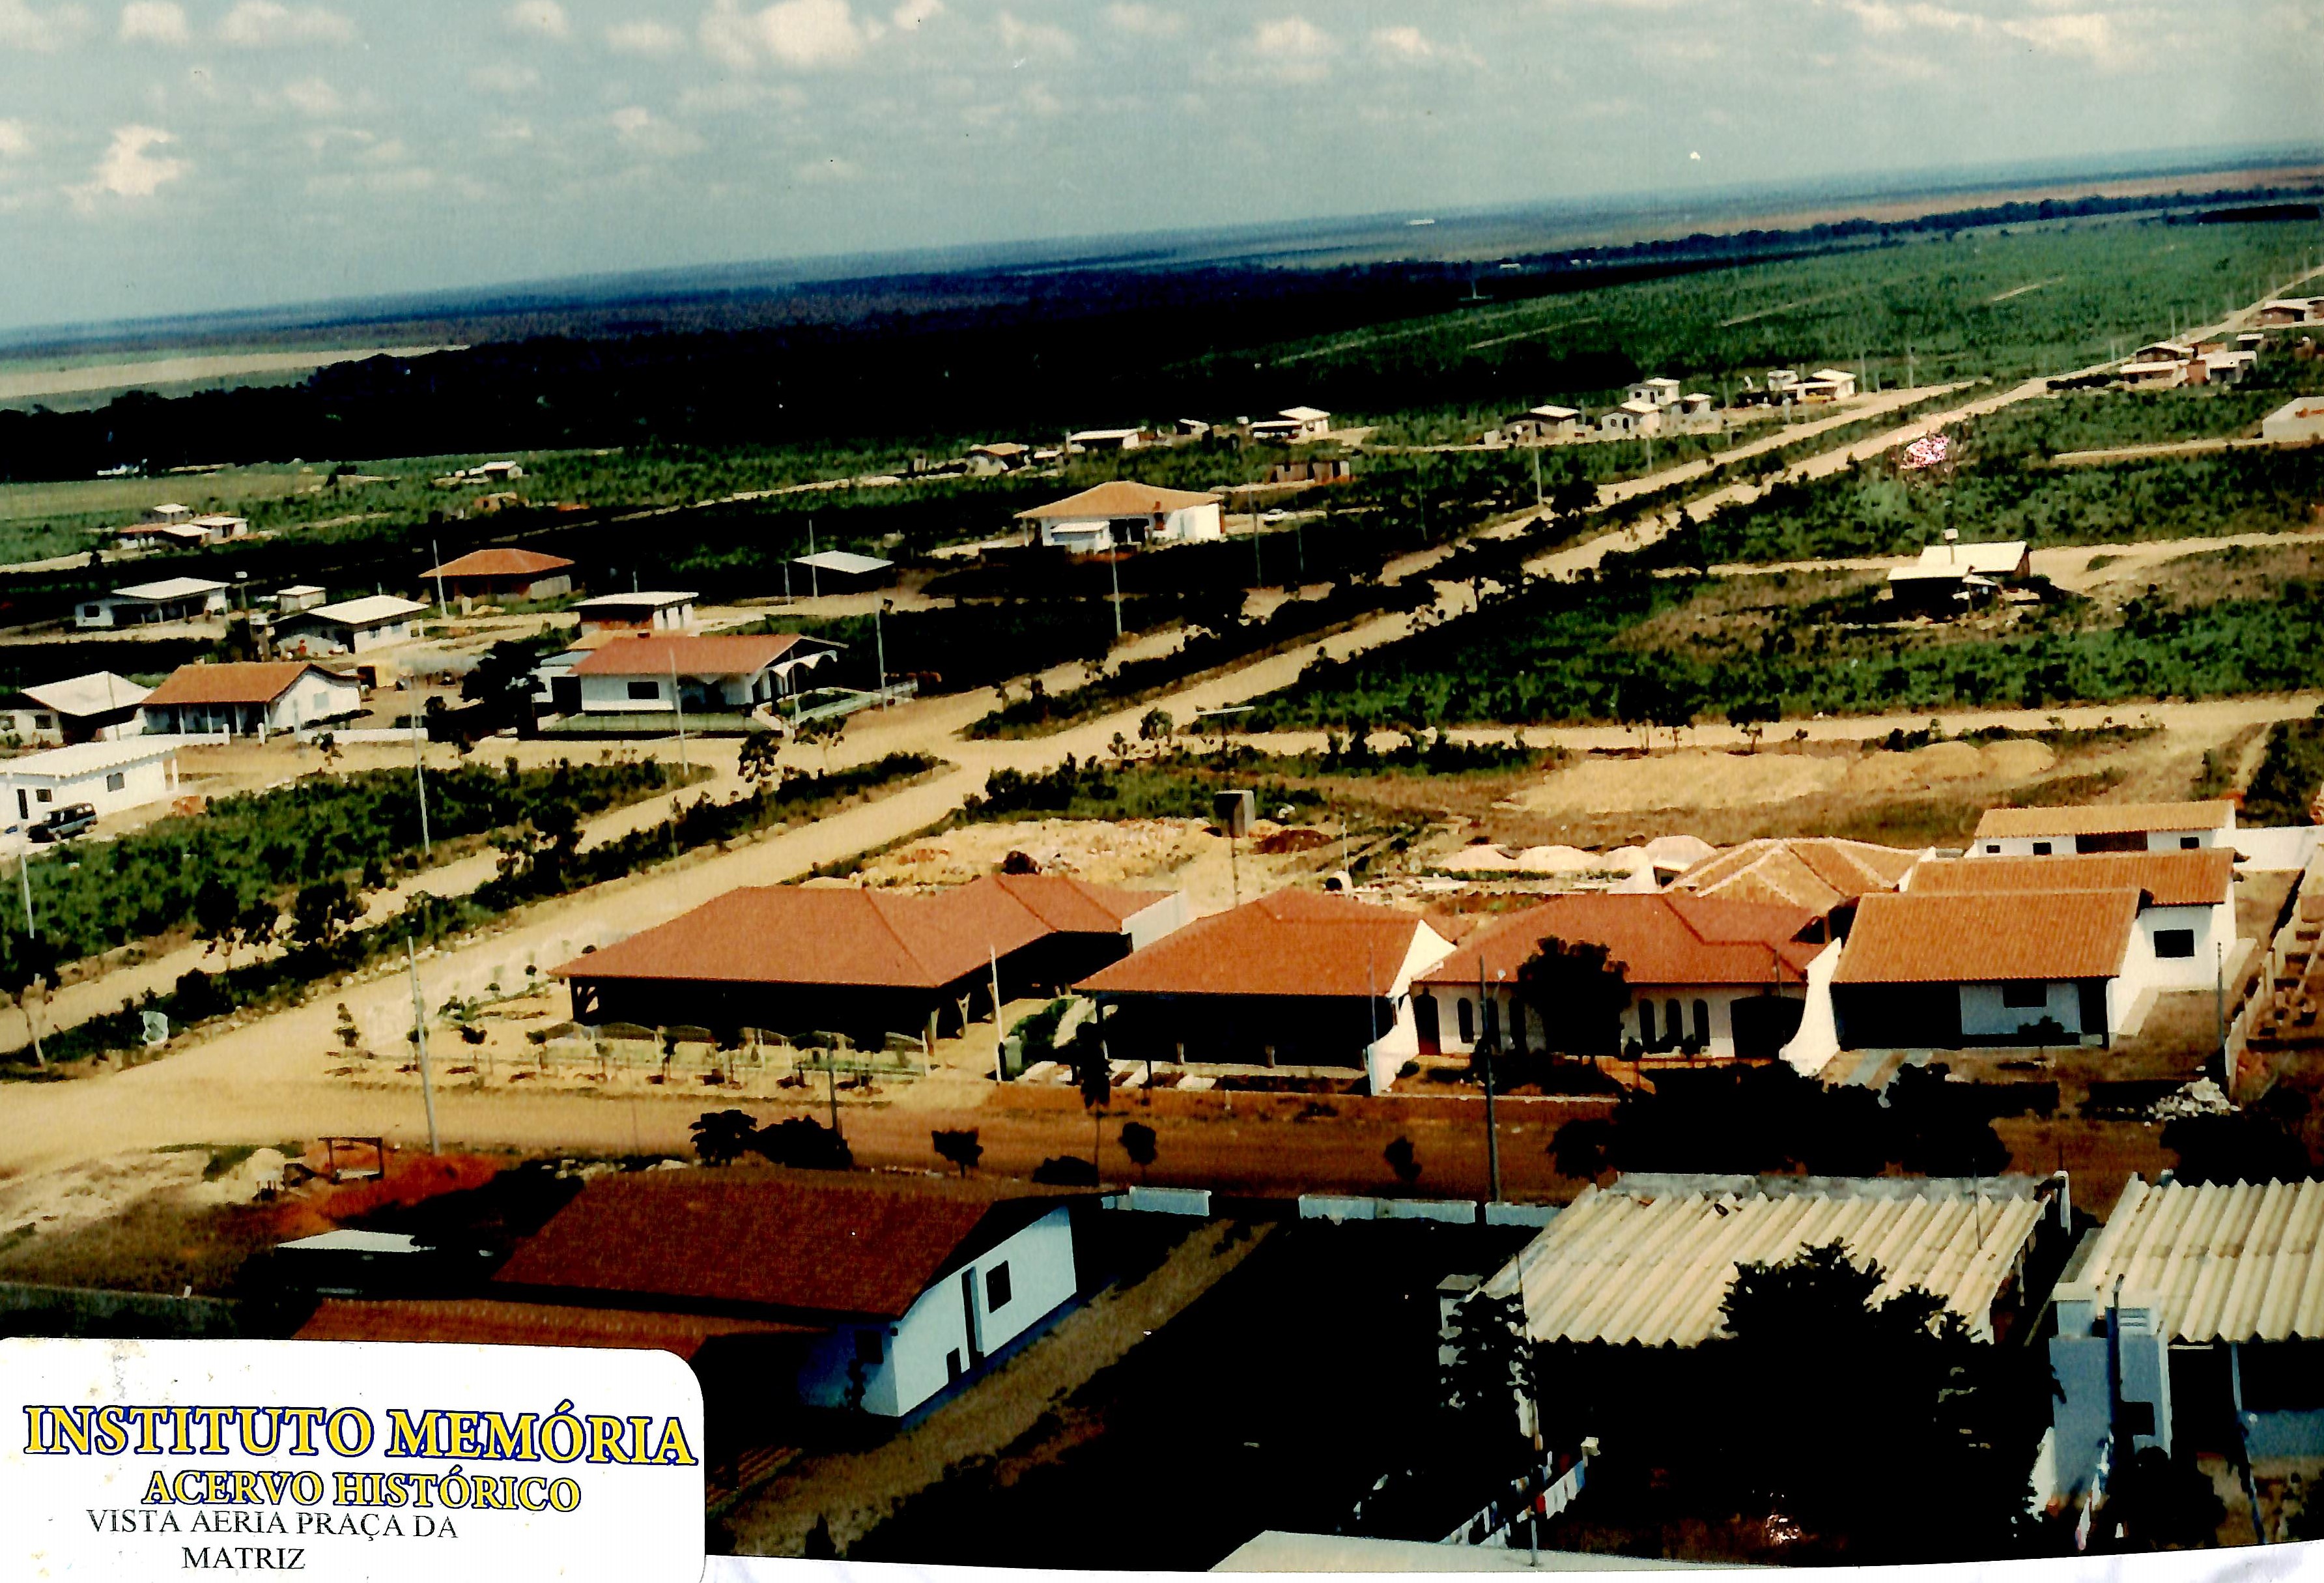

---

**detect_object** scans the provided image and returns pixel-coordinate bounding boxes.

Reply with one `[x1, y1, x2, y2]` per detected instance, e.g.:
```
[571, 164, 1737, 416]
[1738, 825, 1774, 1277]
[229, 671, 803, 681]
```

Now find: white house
[187, 514, 250, 541]
[575, 591, 698, 636]
[2116, 360, 2188, 390]
[139, 661, 365, 739]
[567, 633, 842, 717]
[1905, 849, 2239, 994]
[1411, 892, 1830, 1062]
[1505, 405, 1582, 443]
[1015, 481, 1225, 551]
[271, 584, 330, 614]
[1624, 377, 1683, 409]
[477, 1171, 1086, 1419]
[1832, 888, 2156, 1048]
[2, 736, 184, 826]
[113, 522, 210, 553]
[1970, 800, 2235, 857]
[2257, 298, 2323, 327]
[1670, 393, 1721, 432]
[1805, 367, 1858, 401]
[146, 503, 192, 524]
[0, 672, 150, 745]
[1598, 399, 1664, 437]
[74, 577, 231, 629]
[1249, 406, 1333, 443]
[275, 594, 427, 657]
[1075, 890, 1455, 1094]
[1066, 427, 1144, 453]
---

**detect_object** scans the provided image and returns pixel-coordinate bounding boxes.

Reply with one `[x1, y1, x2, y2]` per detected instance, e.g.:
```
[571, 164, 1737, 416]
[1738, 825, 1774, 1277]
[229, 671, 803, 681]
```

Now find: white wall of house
[4, 749, 177, 823]
[1975, 828, 2228, 857]
[578, 601, 696, 636]
[796, 1207, 1077, 1418]
[144, 674, 363, 738]
[1418, 980, 1804, 1061]
[1781, 941, 1845, 1076]
[2138, 900, 2236, 991]
[574, 669, 779, 715]
[280, 617, 416, 656]
[1122, 893, 1193, 951]
[1035, 502, 1222, 550]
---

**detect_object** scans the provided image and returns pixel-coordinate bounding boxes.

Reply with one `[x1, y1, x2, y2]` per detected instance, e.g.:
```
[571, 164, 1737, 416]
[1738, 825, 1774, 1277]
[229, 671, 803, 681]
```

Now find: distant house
[2116, 360, 2189, 390]
[2261, 397, 2324, 445]
[276, 594, 427, 657]
[1803, 367, 1858, 401]
[0, 671, 150, 745]
[1623, 377, 1683, 409]
[1074, 891, 1454, 1091]
[793, 550, 895, 592]
[1905, 849, 2239, 993]
[1831, 888, 2152, 1048]
[566, 633, 842, 718]
[1504, 405, 1582, 443]
[74, 577, 231, 629]
[965, 442, 1032, 476]
[186, 514, 250, 541]
[1597, 399, 1663, 438]
[1410, 893, 1829, 1061]
[2257, 298, 2322, 328]
[575, 590, 697, 636]
[1670, 392, 1720, 431]
[271, 584, 329, 614]
[1249, 406, 1332, 443]
[1067, 427, 1144, 453]
[140, 661, 365, 739]
[2047, 1176, 2324, 1509]
[145, 503, 193, 524]
[1174, 418, 1212, 438]
[2, 736, 184, 825]
[1970, 799, 2234, 857]
[466, 460, 526, 481]
[1015, 481, 1225, 551]
[425, 548, 576, 604]
[113, 522, 210, 553]
[1886, 538, 2032, 613]
[2199, 349, 2256, 384]
[557, 875, 1186, 1044]
[1669, 836, 1922, 913]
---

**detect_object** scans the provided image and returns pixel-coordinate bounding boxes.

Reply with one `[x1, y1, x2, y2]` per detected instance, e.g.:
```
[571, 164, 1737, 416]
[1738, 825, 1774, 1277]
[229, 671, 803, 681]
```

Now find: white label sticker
[0, 1338, 703, 1582]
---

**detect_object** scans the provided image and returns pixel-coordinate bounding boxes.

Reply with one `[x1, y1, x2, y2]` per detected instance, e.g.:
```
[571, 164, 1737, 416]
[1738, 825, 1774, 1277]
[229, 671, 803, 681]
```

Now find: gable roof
[576, 590, 698, 612]
[113, 577, 229, 601]
[1017, 481, 1221, 520]
[298, 1298, 814, 1357]
[570, 633, 832, 679]
[490, 1171, 1072, 1320]
[1076, 891, 1441, 1000]
[143, 661, 352, 708]
[427, 547, 575, 578]
[556, 876, 1170, 991]
[11, 671, 150, 719]
[1910, 849, 2233, 909]
[298, 595, 427, 627]
[1909, 540, 2028, 576]
[1834, 889, 2140, 985]
[1277, 405, 1331, 422]
[1973, 800, 2234, 841]
[1672, 838, 1920, 912]
[1415, 893, 1821, 991]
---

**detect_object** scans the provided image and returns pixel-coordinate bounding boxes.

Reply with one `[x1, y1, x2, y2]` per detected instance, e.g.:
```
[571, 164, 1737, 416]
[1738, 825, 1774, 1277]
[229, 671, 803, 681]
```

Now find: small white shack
[3, 737, 184, 825]
[276, 594, 427, 657]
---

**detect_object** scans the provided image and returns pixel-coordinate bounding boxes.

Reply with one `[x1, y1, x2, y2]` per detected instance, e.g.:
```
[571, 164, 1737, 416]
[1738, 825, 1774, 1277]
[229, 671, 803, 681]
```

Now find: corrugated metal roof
[13, 671, 150, 719]
[113, 577, 229, 601]
[2056, 1178, 2324, 1343]
[1486, 1178, 2045, 1347]
[1973, 801, 2233, 840]
[1833, 889, 2138, 984]
[300, 594, 427, 626]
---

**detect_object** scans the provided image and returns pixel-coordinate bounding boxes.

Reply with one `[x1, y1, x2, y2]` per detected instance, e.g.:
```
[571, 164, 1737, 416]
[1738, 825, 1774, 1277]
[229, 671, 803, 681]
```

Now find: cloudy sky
[0, 0, 2317, 332]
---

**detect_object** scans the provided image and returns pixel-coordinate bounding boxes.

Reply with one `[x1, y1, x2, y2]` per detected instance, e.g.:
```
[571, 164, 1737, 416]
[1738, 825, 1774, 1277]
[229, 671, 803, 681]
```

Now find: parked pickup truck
[27, 803, 97, 844]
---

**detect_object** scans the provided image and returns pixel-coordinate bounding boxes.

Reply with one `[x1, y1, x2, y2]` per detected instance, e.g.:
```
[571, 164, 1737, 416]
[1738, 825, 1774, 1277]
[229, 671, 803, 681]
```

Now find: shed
[74, 577, 231, 630]
[576, 590, 698, 636]
[276, 594, 427, 657]
[1, 736, 184, 825]
[0, 671, 151, 745]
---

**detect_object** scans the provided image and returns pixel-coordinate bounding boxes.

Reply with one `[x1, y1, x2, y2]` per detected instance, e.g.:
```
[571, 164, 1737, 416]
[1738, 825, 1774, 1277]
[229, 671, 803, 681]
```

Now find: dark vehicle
[28, 803, 97, 844]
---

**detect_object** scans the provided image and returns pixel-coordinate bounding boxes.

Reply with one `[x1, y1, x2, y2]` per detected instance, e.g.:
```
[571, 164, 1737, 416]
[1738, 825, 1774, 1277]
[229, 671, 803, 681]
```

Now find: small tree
[1727, 697, 1781, 752]
[1118, 1120, 1157, 1181]
[1513, 936, 1630, 1058]
[1138, 707, 1174, 745]
[932, 1128, 984, 1177]
[287, 878, 363, 953]
[1385, 1135, 1421, 1186]
[691, 1109, 761, 1166]
[737, 732, 786, 789]
[1442, 1290, 1535, 1473]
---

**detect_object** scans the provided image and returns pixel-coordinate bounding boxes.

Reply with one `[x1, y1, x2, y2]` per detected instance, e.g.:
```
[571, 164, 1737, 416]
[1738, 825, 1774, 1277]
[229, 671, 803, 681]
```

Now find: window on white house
[1986, 844, 2002, 854]
[1456, 998, 1474, 1044]
[35, 788, 51, 803]
[855, 1330, 883, 1364]
[2179, 836, 2200, 850]
[1639, 1001, 1656, 1046]
[2002, 982, 2046, 1010]
[2032, 842, 2053, 855]
[1692, 1000, 1711, 1046]
[32, 715, 51, 730]
[105, 772, 124, 792]
[628, 681, 659, 700]
[2154, 930, 2196, 959]
[985, 1262, 1012, 1311]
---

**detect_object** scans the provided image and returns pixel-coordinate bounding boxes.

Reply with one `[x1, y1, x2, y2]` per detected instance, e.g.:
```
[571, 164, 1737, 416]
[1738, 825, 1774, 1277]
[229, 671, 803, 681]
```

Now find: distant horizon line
[6, 135, 2319, 353]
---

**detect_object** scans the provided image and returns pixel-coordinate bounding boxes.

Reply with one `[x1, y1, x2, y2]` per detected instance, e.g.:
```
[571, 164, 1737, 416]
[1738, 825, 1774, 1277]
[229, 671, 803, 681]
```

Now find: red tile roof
[1910, 850, 2233, 909]
[427, 548, 575, 579]
[143, 661, 348, 707]
[296, 1298, 814, 1358]
[490, 1171, 1070, 1320]
[1415, 894, 1822, 991]
[1017, 481, 1221, 520]
[1834, 890, 2140, 985]
[1672, 838, 1921, 911]
[571, 633, 827, 679]
[1076, 891, 1441, 1000]
[1973, 801, 2233, 840]
[556, 876, 1171, 991]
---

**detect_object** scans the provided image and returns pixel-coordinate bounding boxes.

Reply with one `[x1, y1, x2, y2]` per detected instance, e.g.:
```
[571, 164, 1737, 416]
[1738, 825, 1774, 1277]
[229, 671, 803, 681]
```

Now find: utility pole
[411, 711, 431, 859]
[875, 599, 892, 702]
[2215, 943, 2228, 1088]
[669, 649, 687, 774]
[429, 539, 448, 620]
[1532, 446, 1543, 512]
[807, 519, 819, 599]
[1108, 550, 1123, 643]
[1479, 959, 1501, 1204]
[989, 945, 1005, 1083]
[406, 939, 440, 1156]
[18, 848, 33, 935]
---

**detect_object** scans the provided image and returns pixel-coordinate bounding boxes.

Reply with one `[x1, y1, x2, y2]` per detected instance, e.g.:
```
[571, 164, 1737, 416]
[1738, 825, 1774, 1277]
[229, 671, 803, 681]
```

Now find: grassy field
[1248, 541, 2324, 729]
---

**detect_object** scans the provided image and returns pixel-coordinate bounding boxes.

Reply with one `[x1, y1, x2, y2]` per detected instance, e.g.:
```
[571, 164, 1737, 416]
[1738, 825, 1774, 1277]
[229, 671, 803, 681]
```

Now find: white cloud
[280, 75, 341, 115]
[505, 0, 567, 39]
[470, 62, 541, 94]
[1105, 2, 1181, 38]
[997, 10, 1073, 58]
[1999, 11, 2133, 66]
[119, 0, 187, 44]
[701, 0, 871, 70]
[610, 104, 706, 156]
[891, 0, 941, 30]
[606, 17, 686, 55]
[1841, 1, 1981, 35]
[218, 1, 354, 47]
[0, 120, 32, 158]
[1246, 16, 1331, 83]
[1370, 24, 1432, 59]
[0, 0, 92, 51]
[68, 123, 188, 210]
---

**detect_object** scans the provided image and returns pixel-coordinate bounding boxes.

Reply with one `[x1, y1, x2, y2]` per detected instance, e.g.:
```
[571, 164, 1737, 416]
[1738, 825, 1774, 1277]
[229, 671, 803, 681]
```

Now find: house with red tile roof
[1411, 893, 1829, 1061]
[423, 547, 576, 603]
[1073, 890, 1453, 1090]
[139, 661, 365, 738]
[569, 632, 843, 719]
[302, 1169, 1085, 1418]
[1904, 849, 2238, 993]
[556, 874, 1184, 1044]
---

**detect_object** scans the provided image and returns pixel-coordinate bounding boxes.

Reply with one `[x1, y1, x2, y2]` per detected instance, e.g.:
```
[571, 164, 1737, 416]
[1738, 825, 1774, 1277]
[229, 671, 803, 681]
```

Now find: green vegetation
[1252, 547, 2324, 728]
[962, 754, 1326, 823]
[1972, 358, 2324, 459]
[2244, 715, 2324, 826]
[1695, 444, 2324, 564]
